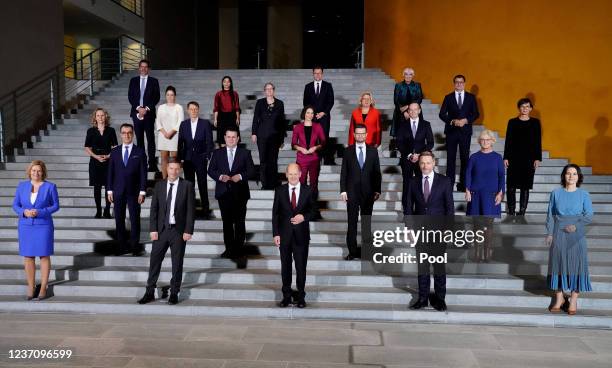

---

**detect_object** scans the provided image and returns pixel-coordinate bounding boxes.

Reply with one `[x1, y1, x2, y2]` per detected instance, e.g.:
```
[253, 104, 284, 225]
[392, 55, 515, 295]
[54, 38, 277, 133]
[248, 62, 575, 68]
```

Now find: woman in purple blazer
[291, 106, 326, 196]
[12, 160, 60, 300]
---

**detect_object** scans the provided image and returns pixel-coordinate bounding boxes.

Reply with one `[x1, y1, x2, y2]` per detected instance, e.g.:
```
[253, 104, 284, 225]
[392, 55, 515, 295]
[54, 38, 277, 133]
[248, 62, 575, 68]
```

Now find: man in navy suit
[107, 123, 147, 256]
[396, 102, 434, 206]
[403, 151, 454, 311]
[128, 59, 160, 172]
[177, 101, 214, 218]
[208, 126, 255, 260]
[303, 66, 335, 164]
[438, 74, 479, 191]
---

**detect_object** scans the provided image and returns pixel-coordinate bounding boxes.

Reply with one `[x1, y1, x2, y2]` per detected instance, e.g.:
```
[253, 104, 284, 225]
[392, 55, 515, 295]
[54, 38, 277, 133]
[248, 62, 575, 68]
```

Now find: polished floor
[0, 312, 611, 367]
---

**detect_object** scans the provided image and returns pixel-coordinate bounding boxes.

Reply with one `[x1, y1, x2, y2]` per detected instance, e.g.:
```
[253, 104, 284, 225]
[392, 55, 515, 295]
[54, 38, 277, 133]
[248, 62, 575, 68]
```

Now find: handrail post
[360, 42, 365, 69]
[89, 52, 94, 96]
[13, 92, 17, 140]
[118, 36, 123, 74]
[0, 108, 5, 163]
[50, 77, 56, 126]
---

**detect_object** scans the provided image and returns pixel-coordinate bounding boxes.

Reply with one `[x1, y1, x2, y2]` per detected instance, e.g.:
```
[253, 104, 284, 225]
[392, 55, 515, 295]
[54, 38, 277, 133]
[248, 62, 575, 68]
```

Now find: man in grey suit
[138, 158, 196, 305]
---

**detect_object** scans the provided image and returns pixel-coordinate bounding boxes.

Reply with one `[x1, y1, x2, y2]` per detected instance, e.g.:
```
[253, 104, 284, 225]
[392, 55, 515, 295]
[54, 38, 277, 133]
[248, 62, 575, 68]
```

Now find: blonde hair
[26, 160, 48, 181]
[90, 108, 110, 127]
[479, 129, 496, 143]
[358, 91, 375, 107]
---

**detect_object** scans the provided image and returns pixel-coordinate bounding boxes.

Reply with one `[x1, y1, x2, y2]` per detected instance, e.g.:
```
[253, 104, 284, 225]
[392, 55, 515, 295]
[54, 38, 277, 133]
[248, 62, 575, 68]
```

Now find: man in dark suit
[303, 66, 334, 164]
[340, 124, 382, 260]
[208, 126, 255, 260]
[402, 151, 454, 311]
[396, 103, 435, 209]
[438, 74, 480, 191]
[177, 101, 215, 218]
[137, 158, 195, 305]
[107, 123, 147, 256]
[128, 59, 160, 171]
[272, 163, 316, 308]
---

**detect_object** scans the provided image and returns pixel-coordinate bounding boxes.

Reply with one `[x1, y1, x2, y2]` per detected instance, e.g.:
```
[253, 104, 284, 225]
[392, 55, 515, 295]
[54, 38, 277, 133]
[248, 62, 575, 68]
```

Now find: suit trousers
[280, 233, 309, 299]
[146, 226, 187, 294]
[400, 158, 419, 185]
[314, 115, 333, 163]
[416, 243, 447, 300]
[183, 159, 209, 211]
[298, 159, 320, 195]
[346, 197, 374, 257]
[445, 132, 471, 186]
[218, 196, 248, 256]
[257, 136, 281, 189]
[132, 115, 156, 166]
[114, 194, 141, 250]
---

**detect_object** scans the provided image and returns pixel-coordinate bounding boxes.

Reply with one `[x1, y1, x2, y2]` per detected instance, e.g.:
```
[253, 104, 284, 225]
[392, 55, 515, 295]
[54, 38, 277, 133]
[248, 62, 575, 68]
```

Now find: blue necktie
[228, 148, 234, 171]
[139, 77, 145, 107]
[358, 146, 364, 169]
[123, 146, 129, 166]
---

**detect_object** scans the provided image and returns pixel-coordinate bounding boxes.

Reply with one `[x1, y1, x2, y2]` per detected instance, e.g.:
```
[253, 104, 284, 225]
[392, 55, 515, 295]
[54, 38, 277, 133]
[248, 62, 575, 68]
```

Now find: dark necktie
[423, 176, 430, 202]
[358, 146, 365, 169]
[165, 183, 174, 226]
[123, 146, 129, 166]
[412, 121, 417, 138]
[291, 187, 297, 210]
[315, 83, 320, 96]
[458, 92, 463, 109]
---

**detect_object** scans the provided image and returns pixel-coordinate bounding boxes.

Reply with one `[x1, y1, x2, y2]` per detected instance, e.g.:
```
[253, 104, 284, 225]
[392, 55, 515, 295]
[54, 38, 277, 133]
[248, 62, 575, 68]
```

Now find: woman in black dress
[251, 82, 286, 189]
[84, 108, 118, 218]
[503, 98, 542, 215]
[213, 76, 241, 145]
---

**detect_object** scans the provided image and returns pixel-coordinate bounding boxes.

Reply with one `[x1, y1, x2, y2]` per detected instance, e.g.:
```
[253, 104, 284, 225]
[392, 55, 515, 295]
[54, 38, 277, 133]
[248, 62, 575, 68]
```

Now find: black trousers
[146, 226, 187, 294]
[314, 114, 333, 163]
[280, 233, 309, 299]
[132, 115, 156, 166]
[416, 243, 446, 301]
[257, 136, 281, 189]
[346, 197, 374, 257]
[400, 158, 419, 185]
[445, 132, 471, 186]
[183, 159, 209, 211]
[114, 194, 141, 250]
[218, 196, 248, 256]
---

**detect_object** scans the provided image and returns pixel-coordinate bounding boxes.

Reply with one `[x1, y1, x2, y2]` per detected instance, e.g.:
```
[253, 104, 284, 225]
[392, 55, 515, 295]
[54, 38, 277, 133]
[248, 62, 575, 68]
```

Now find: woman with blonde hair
[391, 67, 423, 139]
[12, 160, 60, 300]
[348, 91, 381, 147]
[84, 107, 117, 218]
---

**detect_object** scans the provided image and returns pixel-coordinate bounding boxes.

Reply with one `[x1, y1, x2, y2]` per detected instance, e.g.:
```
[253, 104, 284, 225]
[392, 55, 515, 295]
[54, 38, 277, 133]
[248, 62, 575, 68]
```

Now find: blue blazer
[403, 173, 454, 216]
[177, 118, 215, 162]
[439, 91, 480, 136]
[128, 76, 160, 119]
[107, 145, 147, 196]
[12, 181, 60, 226]
[207, 146, 255, 200]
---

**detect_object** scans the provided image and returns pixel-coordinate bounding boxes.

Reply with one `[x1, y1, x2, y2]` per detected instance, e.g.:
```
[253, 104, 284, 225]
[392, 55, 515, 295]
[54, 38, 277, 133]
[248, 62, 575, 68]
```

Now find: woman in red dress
[348, 91, 381, 147]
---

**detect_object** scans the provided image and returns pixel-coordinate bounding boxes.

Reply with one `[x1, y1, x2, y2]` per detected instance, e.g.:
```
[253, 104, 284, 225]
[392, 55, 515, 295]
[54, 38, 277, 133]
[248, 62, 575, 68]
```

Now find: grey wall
[0, 0, 64, 97]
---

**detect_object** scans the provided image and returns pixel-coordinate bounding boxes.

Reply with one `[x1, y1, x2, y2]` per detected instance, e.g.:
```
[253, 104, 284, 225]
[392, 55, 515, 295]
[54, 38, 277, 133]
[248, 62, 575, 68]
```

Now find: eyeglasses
[120, 131, 133, 135]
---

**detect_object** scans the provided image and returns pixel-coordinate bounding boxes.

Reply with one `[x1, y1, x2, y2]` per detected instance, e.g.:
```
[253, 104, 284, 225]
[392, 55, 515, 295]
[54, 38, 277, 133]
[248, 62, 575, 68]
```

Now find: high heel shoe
[567, 299, 577, 315]
[548, 295, 569, 313]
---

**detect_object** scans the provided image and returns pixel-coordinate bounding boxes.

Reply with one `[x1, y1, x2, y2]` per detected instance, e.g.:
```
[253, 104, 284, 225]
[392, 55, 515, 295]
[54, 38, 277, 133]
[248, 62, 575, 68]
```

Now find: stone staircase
[1, 69, 611, 328]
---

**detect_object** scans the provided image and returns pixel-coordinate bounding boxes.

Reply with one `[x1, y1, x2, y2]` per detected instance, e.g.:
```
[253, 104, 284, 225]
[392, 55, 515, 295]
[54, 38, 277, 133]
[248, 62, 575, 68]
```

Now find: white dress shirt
[190, 119, 198, 139]
[355, 142, 367, 160]
[166, 178, 179, 225]
[288, 182, 301, 203]
[455, 90, 464, 105]
[314, 81, 321, 94]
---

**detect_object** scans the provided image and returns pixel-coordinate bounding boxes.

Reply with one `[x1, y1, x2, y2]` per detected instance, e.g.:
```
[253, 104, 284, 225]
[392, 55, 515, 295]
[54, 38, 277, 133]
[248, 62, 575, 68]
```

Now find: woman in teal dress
[546, 164, 593, 315]
[392, 67, 423, 138]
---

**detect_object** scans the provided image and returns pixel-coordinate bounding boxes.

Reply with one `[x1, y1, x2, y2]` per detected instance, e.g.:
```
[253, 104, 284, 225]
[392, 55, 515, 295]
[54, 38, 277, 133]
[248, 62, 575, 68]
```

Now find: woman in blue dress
[12, 160, 60, 300]
[465, 130, 505, 261]
[546, 164, 593, 315]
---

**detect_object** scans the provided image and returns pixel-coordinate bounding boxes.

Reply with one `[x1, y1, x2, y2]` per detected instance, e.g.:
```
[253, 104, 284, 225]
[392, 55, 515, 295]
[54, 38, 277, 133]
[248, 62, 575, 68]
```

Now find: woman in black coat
[503, 98, 542, 215]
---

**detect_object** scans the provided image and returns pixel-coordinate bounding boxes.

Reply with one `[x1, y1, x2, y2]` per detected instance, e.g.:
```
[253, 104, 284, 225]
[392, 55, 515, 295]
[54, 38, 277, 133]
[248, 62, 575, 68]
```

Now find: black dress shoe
[279, 297, 292, 308]
[168, 294, 179, 305]
[296, 299, 306, 308]
[94, 210, 102, 219]
[409, 298, 429, 309]
[137, 292, 155, 304]
[103, 210, 113, 219]
[432, 299, 447, 311]
[132, 249, 146, 257]
[220, 250, 233, 259]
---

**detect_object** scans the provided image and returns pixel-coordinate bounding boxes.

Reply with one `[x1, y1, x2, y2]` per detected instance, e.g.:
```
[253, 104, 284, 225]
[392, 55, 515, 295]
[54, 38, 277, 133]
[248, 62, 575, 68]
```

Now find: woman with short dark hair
[155, 86, 184, 179]
[546, 164, 593, 315]
[503, 98, 542, 215]
[292, 106, 326, 195]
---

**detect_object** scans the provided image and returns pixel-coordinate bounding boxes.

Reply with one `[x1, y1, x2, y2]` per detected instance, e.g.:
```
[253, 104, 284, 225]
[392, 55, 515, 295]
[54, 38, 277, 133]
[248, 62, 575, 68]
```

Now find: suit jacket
[107, 144, 147, 196]
[251, 98, 286, 139]
[272, 183, 316, 247]
[396, 117, 434, 163]
[177, 118, 215, 162]
[348, 107, 382, 146]
[12, 181, 60, 226]
[403, 173, 454, 215]
[340, 144, 382, 202]
[439, 91, 479, 135]
[149, 178, 195, 235]
[291, 122, 326, 164]
[303, 80, 334, 115]
[128, 75, 161, 119]
[207, 146, 255, 200]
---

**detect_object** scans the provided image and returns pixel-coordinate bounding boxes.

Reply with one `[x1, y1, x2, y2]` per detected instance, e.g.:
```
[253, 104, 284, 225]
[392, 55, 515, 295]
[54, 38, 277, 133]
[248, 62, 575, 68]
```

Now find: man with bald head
[272, 163, 316, 308]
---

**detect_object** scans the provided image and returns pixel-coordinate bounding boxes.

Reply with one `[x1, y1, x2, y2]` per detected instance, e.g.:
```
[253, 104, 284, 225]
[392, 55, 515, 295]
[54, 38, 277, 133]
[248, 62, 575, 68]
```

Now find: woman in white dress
[156, 86, 184, 179]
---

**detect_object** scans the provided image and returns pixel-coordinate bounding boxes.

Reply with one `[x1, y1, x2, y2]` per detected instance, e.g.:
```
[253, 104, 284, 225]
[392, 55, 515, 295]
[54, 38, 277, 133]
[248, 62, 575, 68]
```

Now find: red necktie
[291, 187, 297, 210]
